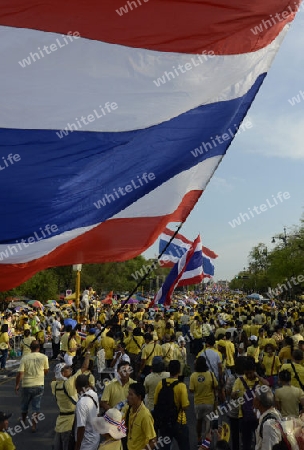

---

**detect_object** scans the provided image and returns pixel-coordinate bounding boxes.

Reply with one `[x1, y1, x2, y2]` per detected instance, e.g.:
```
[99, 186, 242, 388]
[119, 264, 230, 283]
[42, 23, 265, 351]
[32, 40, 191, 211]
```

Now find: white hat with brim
[92, 409, 126, 440]
[250, 335, 258, 341]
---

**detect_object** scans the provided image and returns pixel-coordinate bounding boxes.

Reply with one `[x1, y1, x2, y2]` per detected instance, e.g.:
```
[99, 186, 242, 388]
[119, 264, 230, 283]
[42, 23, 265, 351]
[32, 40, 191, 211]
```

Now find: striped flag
[154, 236, 199, 306]
[0, 0, 300, 290]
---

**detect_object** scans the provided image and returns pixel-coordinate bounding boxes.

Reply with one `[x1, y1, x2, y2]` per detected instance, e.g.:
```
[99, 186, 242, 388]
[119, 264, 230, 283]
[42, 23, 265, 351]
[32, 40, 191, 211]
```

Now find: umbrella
[247, 293, 262, 300]
[8, 301, 28, 308]
[101, 298, 112, 304]
[64, 318, 77, 329]
[126, 298, 139, 304]
[47, 300, 59, 306]
[28, 300, 43, 308]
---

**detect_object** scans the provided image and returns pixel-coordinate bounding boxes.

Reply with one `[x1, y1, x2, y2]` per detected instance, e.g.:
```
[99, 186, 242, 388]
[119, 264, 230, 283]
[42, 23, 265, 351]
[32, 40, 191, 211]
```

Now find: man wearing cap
[15, 340, 49, 432]
[51, 349, 91, 450]
[0, 411, 15, 450]
[139, 333, 162, 378]
[92, 408, 126, 450]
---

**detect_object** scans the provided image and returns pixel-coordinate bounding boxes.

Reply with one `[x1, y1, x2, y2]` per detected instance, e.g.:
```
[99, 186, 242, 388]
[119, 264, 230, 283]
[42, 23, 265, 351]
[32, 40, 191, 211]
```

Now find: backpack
[260, 413, 291, 450]
[240, 377, 259, 422]
[153, 379, 180, 430]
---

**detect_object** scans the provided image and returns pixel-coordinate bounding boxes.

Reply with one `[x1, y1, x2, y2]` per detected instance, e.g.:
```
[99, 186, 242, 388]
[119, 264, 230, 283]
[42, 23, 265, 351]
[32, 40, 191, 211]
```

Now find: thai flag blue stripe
[0, 73, 266, 243]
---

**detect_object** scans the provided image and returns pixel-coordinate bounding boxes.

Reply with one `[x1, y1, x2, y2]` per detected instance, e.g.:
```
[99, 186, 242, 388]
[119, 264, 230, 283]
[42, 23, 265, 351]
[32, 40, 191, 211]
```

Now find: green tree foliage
[230, 218, 304, 298]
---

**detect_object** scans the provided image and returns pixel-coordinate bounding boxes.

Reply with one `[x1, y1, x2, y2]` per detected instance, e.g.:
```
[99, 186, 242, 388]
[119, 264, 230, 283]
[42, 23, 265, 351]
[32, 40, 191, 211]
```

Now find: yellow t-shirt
[247, 345, 260, 363]
[275, 385, 304, 417]
[232, 376, 263, 418]
[154, 378, 189, 424]
[67, 338, 77, 357]
[101, 336, 115, 360]
[19, 352, 49, 387]
[125, 403, 156, 450]
[124, 335, 144, 355]
[21, 336, 35, 356]
[141, 342, 162, 366]
[51, 369, 82, 432]
[189, 371, 218, 405]
[262, 355, 281, 376]
[280, 363, 304, 389]
[279, 346, 292, 363]
[217, 340, 235, 367]
[61, 332, 70, 352]
[0, 431, 16, 450]
[0, 332, 9, 349]
[101, 378, 136, 408]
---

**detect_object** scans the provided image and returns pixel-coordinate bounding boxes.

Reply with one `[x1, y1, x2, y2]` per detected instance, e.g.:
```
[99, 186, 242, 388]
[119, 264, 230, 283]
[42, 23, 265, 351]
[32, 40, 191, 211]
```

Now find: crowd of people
[1, 292, 304, 449]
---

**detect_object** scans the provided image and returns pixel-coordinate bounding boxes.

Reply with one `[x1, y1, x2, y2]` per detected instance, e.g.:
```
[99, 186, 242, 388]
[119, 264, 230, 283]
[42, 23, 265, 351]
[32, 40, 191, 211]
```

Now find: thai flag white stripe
[0, 26, 289, 132]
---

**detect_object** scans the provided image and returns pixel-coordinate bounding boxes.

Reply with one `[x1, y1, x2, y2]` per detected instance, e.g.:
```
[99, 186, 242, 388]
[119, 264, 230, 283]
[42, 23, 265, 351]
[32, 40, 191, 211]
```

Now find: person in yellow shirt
[246, 336, 260, 363]
[100, 331, 116, 367]
[231, 357, 269, 450]
[139, 334, 162, 378]
[280, 349, 304, 389]
[124, 383, 156, 450]
[261, 344, 281, 390]
[250, 320, 260, 337]
[217, 332, 235, 371]
[190, 317, 203, 356]
[0, 411, 15, 450]
[154, 315, 166, 341]
[64, 330, 78, 366]
[20, 330, 35, 357]
[100, 362, 136, 411]
[0, 324, 10, 370]
[279, 336, 293, 363]
[189, 356, 218, 444]
[51, 351, 91, 449]
[154, 360, 190, 450]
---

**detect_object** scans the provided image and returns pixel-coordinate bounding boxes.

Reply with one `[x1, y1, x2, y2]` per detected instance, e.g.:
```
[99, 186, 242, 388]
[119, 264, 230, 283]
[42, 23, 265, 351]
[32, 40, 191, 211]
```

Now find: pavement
[0, 354, 198, 450]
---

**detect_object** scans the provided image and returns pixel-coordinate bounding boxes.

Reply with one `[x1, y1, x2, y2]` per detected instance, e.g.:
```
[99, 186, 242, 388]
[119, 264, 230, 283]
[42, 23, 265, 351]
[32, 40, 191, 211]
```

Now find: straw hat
[92, 409, 126, 440]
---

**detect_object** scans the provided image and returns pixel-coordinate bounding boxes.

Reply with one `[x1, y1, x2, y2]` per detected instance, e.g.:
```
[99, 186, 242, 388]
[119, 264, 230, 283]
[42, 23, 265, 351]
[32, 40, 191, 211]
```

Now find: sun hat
[92, 409, 126, 440]
[250, 335, 258, 341]
[54, 363, 69, 381]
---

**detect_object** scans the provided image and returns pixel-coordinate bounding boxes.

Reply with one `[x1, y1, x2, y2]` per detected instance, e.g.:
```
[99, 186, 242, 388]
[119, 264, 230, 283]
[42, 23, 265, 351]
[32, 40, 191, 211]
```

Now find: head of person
[234, 356, 246, 375]
[292, 349, 303, 363]
[243, 356, 257, 381]
[144, 333, 153, 343]
[127, 383, 145, 408]
[278, 369, 291, 386]
[205, 334, 215, 347]
[152, 356, 165, 373]
[24, 329, 31, 337]
[65, 324, 72, 333]
[54, 363, 73, 381]
[92, 408, 126, 441]
[250, 335, 258, 347]
[265, 344, 275, 356]
[30, 340, 41, 353]
[0, 324, 8, 333]
[75, 374, 90, 394]
[253, 386, 274, 413]
[117, 361, 132, 382]
[195, 356, 208, 373]
[168, 360, 181, 377]
[0, 412, 12, 432]
[116, 342, 126, 354]
[178, 336, 186, 347]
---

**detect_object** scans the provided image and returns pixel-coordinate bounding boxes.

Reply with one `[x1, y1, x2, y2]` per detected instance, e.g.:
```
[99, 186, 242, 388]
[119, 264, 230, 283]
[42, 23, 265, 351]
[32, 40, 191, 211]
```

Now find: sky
[144, 11, 304, 282]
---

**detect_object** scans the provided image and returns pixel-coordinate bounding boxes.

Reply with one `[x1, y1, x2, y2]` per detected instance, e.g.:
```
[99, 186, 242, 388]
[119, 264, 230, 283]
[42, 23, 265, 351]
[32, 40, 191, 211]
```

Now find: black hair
[152, 358, 165, 373]
[215, 441, 231, 450]
[168, 360, 181, 376]
[279, 370, 291, 383]
[195, 356, 208, 372]
[244, 356, 256, 372]
[293, 349, 303, 362]
[0, 324, 8, 333]
[129, 382, 145, 400]
[65, 325, 72, 332]
[75, 374, 90, 390]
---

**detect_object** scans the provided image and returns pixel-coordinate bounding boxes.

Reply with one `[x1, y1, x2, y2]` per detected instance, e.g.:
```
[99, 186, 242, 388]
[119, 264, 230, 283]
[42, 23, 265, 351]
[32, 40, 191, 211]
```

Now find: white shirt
[51, 319, 61, 337]
[199, 348, 221, 380]
[255, 408, 282, 450]
[75, 389, 100, 450]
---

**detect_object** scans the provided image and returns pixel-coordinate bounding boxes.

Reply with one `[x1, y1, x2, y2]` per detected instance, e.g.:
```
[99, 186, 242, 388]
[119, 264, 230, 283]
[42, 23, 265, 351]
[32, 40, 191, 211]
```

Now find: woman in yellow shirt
[247, 336, 260, 363]
[0, 324, 10, 370]
[261, 344, 281, 389]
[64, 330, 78, 366]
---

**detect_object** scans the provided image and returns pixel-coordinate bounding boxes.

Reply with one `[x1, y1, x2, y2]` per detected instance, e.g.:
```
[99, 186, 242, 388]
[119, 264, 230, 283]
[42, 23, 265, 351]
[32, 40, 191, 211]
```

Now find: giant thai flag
[154, 236, 199, 306]
[178, 235, 205, 286]
[159, 228, 218, 274]
[0, 1, 300, 291]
